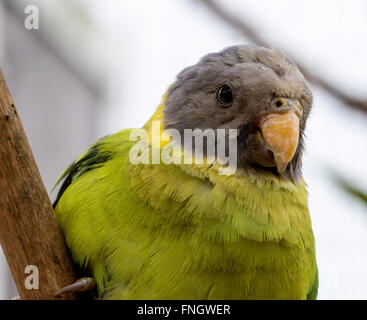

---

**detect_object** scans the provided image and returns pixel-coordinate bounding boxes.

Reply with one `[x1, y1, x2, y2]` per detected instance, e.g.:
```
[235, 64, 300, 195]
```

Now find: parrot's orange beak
[258, 99, 303, 174]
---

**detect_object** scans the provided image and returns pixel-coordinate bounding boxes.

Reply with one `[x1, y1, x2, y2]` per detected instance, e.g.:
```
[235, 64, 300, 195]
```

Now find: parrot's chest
[116, 202, 316, 299]
[185, 232, 315, 299]
[149, 218, 314, 299]
[122, 164, 316, 299]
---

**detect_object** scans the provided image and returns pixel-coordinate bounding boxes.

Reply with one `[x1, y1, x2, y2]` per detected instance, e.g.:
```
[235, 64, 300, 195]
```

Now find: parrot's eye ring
[217, 85, 233, 106]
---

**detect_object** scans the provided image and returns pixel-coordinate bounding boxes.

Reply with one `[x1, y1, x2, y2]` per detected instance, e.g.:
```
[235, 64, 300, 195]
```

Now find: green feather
[54, 128, 317, 299]
[53, 138, 113, 208]
[307, 268, 319, 300]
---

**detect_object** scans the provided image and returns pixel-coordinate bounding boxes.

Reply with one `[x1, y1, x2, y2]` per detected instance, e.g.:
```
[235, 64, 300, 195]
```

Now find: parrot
[53, 45, 318, 300]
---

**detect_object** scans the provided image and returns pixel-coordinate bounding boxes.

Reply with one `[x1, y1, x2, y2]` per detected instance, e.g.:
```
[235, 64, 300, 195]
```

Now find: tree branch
[0, 69, 78, 299]
[198, 0, 367, 113]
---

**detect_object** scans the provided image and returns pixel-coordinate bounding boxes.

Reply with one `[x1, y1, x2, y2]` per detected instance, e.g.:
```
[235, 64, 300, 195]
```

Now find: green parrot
[53, 45, 318, 300]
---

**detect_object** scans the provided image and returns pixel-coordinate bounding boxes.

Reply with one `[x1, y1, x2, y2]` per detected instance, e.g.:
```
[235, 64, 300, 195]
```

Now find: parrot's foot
[54, 277, 96, 297]
[11, 296, 21, 300]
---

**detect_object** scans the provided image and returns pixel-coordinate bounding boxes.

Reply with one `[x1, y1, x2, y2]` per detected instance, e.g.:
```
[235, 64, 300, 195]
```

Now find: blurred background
[0, 0, 367, 299]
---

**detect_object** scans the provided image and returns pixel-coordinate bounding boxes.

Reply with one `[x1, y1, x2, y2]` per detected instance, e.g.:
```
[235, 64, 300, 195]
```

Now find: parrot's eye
[217, 85, 233, 106]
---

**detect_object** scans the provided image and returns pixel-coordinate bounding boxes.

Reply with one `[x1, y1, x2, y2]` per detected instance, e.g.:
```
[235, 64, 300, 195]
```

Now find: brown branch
[0, 69, 78, 300]
[198, 0, 367, 113]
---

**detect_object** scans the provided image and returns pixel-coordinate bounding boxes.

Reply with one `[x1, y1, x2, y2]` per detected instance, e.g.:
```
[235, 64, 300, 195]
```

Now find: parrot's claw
[54, 277, 96, 297]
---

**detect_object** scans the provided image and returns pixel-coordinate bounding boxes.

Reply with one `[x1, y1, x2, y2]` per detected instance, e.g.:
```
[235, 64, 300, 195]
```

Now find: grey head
[163, 45, 313, 181]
